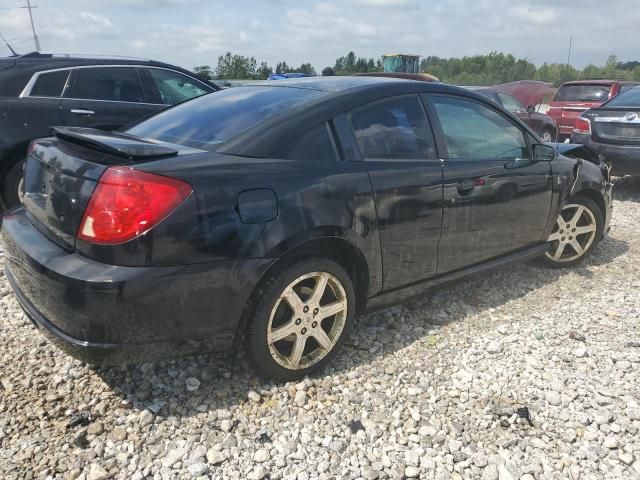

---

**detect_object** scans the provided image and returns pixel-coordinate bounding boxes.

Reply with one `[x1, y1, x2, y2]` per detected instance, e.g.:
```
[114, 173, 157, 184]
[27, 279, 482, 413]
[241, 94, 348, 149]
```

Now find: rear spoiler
[52, 127, 178, 160]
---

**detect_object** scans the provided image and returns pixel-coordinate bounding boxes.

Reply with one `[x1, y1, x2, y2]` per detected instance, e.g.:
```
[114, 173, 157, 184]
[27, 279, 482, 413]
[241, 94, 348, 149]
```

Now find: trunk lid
[23, 128, 182, 251]
[585, 108, 640, 146]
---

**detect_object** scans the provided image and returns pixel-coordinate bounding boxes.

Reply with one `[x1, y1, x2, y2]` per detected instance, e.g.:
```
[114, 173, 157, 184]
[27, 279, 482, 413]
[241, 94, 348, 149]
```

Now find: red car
[548, 80, 639, 141]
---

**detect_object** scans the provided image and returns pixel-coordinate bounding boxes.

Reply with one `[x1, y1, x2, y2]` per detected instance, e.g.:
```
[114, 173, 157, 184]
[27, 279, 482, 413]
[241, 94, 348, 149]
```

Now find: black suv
[0, 52, 219, 210]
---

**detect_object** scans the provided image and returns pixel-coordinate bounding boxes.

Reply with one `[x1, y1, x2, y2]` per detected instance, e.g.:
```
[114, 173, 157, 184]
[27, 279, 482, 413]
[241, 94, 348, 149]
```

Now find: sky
[0, 0, 637, 72]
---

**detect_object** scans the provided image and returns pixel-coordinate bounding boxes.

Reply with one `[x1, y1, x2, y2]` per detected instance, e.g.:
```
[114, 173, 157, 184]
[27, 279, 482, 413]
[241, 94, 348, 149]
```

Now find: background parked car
[467, 87, 557, 142]
[571, 85, 640, 176]
[547, 80, 640, 141]
[0, 52, 219, 211]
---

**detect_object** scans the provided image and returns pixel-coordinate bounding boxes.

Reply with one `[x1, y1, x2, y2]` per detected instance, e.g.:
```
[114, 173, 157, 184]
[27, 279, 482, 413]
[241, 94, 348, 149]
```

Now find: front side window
[498, 92, 524, 112]
[350, 96, 436, 160]
[126, 86, 327, 150]
[147, 69, 210, 105]
[29, 70, 70, 97]
[432, 95, 527, 161]
[65, 67, 144, 103]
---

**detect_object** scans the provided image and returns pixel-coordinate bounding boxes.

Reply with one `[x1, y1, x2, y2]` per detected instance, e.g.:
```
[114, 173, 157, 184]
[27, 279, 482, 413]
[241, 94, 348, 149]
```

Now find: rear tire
[2, 160, 25, 209]
[540, 195, 603, 268]
[245, 258, 356, 382]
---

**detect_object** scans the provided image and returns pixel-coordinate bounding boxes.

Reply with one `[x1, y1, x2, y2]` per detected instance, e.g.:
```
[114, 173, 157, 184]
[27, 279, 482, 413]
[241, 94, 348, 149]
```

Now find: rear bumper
[1, 208, 276, 365]
[571, 133, 640, 176]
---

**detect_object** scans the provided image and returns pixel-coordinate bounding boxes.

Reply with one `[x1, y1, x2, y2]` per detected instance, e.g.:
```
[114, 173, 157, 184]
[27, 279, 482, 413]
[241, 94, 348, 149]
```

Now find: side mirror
[533, 143, 555, 161]
[527, 105, 536, 114]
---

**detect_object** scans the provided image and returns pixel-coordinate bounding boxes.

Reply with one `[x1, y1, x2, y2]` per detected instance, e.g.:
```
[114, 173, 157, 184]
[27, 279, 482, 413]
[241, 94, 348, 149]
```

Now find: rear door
[3, 69, 68, 145]
[60, 66, 163, 130]
[426, 93, 552, 273]
[347, 94, 443, 289]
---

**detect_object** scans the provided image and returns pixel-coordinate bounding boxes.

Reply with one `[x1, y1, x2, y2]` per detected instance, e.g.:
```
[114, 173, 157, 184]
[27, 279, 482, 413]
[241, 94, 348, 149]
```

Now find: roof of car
[243, 75, 413, 92]
[560, 79, 630, 86]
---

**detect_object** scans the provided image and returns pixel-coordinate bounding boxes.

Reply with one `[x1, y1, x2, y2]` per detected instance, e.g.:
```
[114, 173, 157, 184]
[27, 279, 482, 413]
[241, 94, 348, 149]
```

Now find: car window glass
[65, 67, 144, 103]
[350, 96, 436, 160]
[127, 86, 327, 150]
[147, 69, 209, 105]
[554, 85, 610, 102]
[605, 86, 640, 107]
[498, 92, 524, 112]
[432, 95, 528, 160]
[273, 123, 338, 161]
[30, 70, 69, 97]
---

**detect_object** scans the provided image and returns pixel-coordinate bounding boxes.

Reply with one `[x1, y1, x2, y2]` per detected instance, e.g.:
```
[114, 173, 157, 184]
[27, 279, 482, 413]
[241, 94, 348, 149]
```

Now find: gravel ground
[1, 178, 639, 480]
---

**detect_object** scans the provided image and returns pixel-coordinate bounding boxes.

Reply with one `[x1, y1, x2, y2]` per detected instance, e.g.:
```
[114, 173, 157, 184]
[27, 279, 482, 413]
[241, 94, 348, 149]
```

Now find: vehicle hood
[494, 80, 556, 107]
[546, 142, 601, 165]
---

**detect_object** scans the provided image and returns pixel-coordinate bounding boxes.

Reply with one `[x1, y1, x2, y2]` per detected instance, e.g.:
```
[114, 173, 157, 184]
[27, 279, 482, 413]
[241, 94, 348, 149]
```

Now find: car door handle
[70, 109, 95, 115]
[457, 180, 475, 195]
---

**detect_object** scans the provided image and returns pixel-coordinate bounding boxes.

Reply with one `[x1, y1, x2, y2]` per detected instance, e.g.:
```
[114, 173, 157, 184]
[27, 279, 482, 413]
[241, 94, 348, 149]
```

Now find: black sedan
[571, 86, 640, 176]
[1, 77, 613, 381]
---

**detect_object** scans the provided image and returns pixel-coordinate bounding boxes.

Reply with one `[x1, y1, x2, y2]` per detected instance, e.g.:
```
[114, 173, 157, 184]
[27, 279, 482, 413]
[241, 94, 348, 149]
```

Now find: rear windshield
[554, 84, 611, 103]
[127, 86, 327, 150]
[604, 86, 640, 107]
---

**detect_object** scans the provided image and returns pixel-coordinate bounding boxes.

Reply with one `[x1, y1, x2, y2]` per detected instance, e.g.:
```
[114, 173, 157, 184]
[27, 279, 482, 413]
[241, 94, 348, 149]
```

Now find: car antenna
[0, 32, 18, 57]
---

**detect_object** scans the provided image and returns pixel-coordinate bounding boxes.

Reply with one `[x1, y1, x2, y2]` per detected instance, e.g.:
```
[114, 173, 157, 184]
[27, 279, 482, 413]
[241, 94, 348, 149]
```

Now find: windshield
[604, 86, 640, 107]
[554, 84, 611, 103]
[127, 86, 327, 150]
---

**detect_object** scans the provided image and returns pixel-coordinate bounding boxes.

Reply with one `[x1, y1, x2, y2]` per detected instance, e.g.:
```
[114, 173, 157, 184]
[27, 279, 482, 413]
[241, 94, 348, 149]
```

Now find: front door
[60, 67, 163, 131]
[348, 94, 443, 290]
[426, 93, 553, 273]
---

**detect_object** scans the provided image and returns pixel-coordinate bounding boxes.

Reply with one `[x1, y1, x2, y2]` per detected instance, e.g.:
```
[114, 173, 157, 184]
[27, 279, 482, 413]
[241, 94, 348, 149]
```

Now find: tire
[245, 258, 356, 382]
[540, 128, 555, 143]
[1, 159, 25, 209]
[540, 195, 603, 268]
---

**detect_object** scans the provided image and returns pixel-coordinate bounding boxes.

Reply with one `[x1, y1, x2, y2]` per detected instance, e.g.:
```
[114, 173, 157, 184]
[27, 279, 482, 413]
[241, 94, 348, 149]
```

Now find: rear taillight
[573, 117, 591, 135]
[78, 167, 192, 245]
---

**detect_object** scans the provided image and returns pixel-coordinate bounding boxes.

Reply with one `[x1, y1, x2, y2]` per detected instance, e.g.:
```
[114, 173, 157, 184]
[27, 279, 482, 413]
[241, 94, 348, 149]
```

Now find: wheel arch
[573, 187, 606, 224]
[235, 236, 371, 344]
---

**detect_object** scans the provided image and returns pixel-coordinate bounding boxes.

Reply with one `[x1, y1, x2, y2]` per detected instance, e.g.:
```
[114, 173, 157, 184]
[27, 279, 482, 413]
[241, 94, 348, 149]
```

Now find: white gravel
[1, 178, 639, 480]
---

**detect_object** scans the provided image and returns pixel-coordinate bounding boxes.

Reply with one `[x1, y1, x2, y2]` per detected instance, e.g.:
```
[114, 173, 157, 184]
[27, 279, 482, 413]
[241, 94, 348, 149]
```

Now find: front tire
[541, 195, 603, 267]
[245, 258, 356, 382]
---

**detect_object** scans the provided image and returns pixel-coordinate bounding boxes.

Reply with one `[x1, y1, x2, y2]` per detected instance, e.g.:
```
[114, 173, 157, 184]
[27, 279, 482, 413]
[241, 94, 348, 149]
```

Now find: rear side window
[65, 67, 144, 103]
[29, 70, 70, 97]
[127, 86, 327, 150]
[554, 85, 611, 102]
[273, 123, 338, 161]
[350, 96, 436, 160]
[146, 68, 210, 105]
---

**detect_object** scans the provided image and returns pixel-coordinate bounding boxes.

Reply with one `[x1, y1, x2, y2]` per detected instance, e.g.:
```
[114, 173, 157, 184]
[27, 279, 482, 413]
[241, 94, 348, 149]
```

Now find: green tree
[215, 52, 258, 79]
[256, 61, 273, 79]
[193, 65, 214, 81]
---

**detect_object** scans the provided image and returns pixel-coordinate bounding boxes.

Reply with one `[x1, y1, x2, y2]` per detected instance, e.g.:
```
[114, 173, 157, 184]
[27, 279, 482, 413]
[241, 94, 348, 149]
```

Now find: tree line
[193, 51, 640, 86]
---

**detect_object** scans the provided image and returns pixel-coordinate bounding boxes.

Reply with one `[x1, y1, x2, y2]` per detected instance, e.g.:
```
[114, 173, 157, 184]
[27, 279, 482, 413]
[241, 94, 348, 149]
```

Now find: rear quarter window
[29, 70, 70, 97]
[273, 123, 338, 162]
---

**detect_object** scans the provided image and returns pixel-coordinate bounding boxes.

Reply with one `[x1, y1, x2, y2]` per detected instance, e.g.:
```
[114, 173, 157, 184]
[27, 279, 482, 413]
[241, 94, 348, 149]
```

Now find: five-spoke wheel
[246, 258, 355, 381]
[543, 196, 602, 267]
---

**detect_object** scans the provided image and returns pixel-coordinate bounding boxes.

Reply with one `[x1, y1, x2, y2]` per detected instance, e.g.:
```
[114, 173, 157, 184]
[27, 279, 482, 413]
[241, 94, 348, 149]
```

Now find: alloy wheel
[17, 177, 25, 204]
[545, 203, 597, 263]
[267, 271, 348, 370]
[541, 131, 553, 142]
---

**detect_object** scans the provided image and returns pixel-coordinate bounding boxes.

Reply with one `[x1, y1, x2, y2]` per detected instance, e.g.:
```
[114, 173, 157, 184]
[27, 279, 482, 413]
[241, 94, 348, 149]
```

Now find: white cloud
[1, 0, 638, 72]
